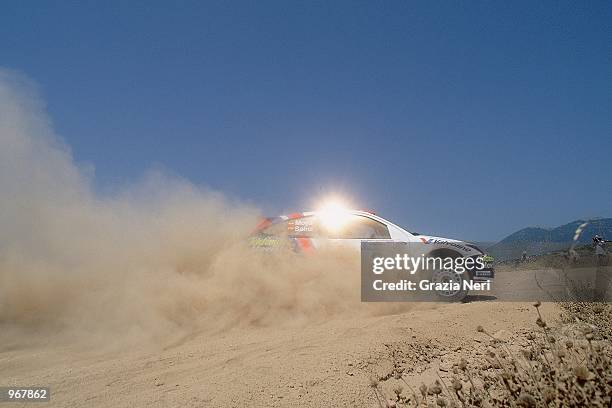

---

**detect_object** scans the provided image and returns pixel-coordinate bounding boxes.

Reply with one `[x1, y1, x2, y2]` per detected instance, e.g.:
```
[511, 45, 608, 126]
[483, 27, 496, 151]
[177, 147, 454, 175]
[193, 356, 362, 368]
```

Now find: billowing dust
[0, 69, 408, 350]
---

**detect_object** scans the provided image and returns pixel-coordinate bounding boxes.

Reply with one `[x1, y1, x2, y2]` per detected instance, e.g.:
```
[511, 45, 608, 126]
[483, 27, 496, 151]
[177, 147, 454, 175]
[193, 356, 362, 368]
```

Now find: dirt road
[1, 297, 559, 407]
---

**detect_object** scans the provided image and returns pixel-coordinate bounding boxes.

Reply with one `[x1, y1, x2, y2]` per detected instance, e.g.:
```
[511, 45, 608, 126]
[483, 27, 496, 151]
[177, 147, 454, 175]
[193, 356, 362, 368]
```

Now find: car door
[318, 214, 397, 252]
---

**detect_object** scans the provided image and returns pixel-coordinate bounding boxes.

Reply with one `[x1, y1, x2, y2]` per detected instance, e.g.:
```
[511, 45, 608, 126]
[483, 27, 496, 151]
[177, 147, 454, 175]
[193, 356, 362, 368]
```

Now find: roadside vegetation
[369, 301, 612, 407]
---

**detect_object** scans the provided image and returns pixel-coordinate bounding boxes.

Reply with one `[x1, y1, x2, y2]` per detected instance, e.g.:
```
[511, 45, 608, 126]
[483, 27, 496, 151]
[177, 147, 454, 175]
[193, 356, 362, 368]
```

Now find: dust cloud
[0, 69, 393, 350]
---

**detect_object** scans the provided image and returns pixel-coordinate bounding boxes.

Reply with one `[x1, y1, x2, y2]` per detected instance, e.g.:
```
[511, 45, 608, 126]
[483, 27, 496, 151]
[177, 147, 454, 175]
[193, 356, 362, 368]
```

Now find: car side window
[325, 215, 391, 239]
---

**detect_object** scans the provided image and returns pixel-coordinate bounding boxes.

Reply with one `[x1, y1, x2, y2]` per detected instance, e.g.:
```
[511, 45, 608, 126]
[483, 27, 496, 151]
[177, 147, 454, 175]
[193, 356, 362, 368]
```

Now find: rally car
[250, 207, 494, 301]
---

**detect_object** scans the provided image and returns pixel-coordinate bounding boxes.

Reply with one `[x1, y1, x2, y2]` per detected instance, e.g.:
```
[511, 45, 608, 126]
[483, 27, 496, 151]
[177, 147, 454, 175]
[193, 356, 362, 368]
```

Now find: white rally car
[250, 206, 494, 301]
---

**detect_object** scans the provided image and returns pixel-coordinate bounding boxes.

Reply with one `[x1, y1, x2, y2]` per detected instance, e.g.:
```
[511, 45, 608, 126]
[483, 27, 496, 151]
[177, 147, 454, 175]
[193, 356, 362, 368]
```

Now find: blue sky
[2, 1, 610, 241]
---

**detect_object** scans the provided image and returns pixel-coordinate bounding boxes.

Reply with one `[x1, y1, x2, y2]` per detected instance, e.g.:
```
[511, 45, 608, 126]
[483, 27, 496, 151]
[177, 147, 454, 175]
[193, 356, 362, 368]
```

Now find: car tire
[430, 268, 469, 302]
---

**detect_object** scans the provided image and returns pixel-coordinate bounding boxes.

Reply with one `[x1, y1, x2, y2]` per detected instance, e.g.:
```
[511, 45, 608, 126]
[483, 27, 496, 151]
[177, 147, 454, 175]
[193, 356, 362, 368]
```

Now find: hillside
[488, 218, 612, 260]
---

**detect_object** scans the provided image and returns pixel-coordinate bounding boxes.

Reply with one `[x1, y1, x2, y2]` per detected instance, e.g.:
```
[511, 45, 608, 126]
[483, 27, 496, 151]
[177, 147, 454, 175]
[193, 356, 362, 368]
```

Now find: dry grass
[370, 302, 612, 407]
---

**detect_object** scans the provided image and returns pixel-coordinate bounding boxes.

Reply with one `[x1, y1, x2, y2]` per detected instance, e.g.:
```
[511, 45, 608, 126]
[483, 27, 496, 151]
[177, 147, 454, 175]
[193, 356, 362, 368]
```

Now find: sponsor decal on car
[248, 236, 283, 248]
[288, 217, 314, 233]
[419, 237, 473, 252]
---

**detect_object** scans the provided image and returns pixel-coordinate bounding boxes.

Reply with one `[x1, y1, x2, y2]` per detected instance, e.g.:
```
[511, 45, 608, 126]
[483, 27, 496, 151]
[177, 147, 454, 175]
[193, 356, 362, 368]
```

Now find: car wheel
[430, 268, 469, 302]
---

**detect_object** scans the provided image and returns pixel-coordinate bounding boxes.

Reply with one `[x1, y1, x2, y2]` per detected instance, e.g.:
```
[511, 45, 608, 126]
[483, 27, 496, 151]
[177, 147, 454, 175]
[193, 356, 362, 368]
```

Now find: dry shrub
[374, 302, 612, 407]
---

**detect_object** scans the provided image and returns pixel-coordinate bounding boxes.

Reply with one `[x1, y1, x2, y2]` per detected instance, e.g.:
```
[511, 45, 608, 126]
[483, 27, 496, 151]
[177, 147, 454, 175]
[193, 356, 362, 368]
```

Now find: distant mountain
[487, 218, 612, 260]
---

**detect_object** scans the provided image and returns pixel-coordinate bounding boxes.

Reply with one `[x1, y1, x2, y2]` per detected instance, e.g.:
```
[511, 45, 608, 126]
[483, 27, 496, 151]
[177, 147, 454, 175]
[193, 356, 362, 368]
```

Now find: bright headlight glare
[316, 199, 351, 231]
